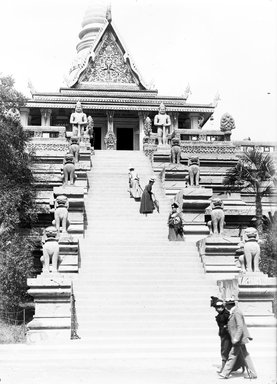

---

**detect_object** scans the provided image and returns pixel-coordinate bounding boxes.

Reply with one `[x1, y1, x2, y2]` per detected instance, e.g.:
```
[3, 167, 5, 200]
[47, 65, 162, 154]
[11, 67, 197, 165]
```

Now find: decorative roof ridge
[59, 87, 158, 95]
[30, 94, 203, 106]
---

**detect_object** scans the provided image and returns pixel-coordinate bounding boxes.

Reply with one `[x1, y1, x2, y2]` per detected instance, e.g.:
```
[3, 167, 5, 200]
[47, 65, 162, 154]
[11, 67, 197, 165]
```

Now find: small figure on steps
[139, 177, 156, 215]
[167, 202, 184, 241]
[128, 166, 142, 200]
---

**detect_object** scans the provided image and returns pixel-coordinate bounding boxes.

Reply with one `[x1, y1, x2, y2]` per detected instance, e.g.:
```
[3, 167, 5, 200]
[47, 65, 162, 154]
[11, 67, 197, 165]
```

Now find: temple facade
[20, 3, 218, 151]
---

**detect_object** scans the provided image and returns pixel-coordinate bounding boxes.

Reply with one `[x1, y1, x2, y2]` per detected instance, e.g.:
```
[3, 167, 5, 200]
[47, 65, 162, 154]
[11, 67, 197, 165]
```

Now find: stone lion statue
[62, 153, 76, 185]
[171, 136, 181, 164]
[41, 226, 60, 273]
[53, 195, 70, 235]
[208, 198, 225, 235]
[69, 137, 80, 163]
[237, 227, 260, 272]
[188, 156, 200, 186]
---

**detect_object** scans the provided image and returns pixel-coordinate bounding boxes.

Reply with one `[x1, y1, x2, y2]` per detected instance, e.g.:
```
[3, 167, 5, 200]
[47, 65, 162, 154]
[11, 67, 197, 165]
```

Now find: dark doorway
[94, 127, 102, 149]
[117, 128, 133, 150]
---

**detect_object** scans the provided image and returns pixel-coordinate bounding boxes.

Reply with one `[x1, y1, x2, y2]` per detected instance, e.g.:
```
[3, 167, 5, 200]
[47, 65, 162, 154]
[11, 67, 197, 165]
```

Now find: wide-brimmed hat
[215, 300, 224, 307]
[149, 177, 155, 182]
[225, 298, 236, 305]
[171, 202, 179, 208]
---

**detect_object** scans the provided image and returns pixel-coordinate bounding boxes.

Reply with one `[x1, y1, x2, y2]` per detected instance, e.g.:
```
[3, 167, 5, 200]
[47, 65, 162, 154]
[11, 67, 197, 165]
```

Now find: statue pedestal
[216, 272, 277, 327]
[175, 187, 212, 238]
[26, 275, 72, 343]
[238, 272, 277, 326]
[52, 186, 85, 239]
[197, 236, 240, 275]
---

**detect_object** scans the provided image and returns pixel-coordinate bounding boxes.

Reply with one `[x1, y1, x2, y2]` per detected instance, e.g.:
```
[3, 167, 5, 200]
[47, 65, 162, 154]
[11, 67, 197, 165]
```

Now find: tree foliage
[223, 149, 277, 233]
[0, 232, 34, 316]
[0, 75, 37, 318]
[260, 212, 277, 277]
[0, 75, 27, 114]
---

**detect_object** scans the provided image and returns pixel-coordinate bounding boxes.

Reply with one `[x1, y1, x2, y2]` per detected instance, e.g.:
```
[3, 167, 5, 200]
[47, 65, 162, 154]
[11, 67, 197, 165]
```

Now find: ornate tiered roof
[26, 3, 215, 121]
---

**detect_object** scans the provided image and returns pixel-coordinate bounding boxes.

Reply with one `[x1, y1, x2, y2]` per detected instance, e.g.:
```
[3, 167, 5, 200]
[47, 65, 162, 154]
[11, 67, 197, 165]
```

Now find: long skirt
[140, 190, 154, 214]
[130, 180, 142, 199]
[168, 227, 184, 241]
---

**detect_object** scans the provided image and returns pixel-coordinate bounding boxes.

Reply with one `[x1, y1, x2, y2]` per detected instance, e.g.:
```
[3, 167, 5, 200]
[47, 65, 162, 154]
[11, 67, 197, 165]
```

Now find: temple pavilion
[20, 2, 217, 151]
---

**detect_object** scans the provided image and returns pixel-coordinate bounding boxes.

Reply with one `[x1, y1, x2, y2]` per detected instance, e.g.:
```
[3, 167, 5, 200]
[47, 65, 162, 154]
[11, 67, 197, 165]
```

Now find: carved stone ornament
[143, 116, 152, 137]
[220, 113, 236, 132]
[79, 32, 137, 84]
[104, 131, 117, 150]
[27, 143, 69, 152]
[180, 144, 235, 154]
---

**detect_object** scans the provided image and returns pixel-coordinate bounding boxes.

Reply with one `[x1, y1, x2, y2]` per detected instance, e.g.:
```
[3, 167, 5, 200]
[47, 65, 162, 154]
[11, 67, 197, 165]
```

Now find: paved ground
[0, 353, 276, 384]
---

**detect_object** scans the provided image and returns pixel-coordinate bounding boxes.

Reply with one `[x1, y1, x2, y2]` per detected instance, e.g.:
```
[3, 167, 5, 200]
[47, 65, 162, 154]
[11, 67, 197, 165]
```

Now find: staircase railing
[70, 281, 80, 340]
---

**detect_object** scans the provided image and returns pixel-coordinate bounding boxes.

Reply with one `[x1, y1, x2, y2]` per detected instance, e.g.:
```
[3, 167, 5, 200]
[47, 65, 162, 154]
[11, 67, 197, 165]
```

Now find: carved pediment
[70, 20, 149, 90]
[78, 31, 138, 85]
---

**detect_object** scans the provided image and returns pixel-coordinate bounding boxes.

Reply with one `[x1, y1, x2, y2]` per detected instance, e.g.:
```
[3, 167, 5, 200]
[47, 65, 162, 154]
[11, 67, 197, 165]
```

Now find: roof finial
[106, 3, 112, 22]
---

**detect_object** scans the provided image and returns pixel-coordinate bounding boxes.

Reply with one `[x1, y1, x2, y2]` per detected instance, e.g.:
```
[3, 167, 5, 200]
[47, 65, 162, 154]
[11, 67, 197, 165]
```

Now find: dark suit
[215, 309, 245, 372]
[221, 306, 257, 378]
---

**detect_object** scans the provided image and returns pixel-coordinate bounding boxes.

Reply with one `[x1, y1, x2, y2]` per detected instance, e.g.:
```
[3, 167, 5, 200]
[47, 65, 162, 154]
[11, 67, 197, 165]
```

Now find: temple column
[20, 107, 30, 126]
[190, 113, 200, 130]
[138, 112, 147, 150]
[106, 110, 114, 132]
[40, 108, 52, 126]
[171, 112, 179, 131]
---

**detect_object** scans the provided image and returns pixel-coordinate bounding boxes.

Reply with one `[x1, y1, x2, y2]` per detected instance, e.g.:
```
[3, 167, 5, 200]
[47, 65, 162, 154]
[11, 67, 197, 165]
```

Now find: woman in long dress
[139, 177, 155, 214]
[128, 167, 142, 200]
[168, 202, 184, 241]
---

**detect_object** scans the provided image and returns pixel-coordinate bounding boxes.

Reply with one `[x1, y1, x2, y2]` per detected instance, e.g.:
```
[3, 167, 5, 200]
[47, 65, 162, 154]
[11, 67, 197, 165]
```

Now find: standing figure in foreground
[154, 102, 171, 145]
[219, 299, 257, 380]
[214, 300, 245, 374]
[128, 166, 142, 200]
[140, 177, 156, 215]
[168, 202, 184, 241]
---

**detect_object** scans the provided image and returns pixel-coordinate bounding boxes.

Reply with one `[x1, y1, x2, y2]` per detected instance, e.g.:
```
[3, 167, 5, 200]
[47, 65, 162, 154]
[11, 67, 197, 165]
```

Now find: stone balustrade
[23, 125, 66, 138]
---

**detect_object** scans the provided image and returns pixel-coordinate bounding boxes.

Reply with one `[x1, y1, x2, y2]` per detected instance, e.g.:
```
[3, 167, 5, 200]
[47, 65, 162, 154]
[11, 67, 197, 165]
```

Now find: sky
[0, 0, 276, 141]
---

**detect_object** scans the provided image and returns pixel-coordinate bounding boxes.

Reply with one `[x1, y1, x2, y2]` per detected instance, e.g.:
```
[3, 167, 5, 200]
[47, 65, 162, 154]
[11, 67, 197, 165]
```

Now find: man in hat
[219, 299, 257, 380]
[214, 300, 245, 374]
[139, 177, 156, 215]
[167, 202, 184, 241]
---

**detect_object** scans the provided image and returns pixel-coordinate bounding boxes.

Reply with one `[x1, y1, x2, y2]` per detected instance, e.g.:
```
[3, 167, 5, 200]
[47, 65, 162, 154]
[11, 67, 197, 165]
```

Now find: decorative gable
[79, 31, 137, 85]
[74, 23, 147, 90]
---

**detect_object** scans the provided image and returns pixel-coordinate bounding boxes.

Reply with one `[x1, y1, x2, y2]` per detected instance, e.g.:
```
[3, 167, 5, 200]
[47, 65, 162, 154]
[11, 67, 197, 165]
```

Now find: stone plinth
[32, 162, 90, 193]
[174, 187, 213, 237]
[27, 275, 72, 343]
[53, 187, 84, 211]
[216, 273, 277, 327]
[198, 236, 240, 275]
[181, 187, 213, 211]
[51, 187, 85, 238]
[238, 272, 277, 326]
[205, 194, 256, 228]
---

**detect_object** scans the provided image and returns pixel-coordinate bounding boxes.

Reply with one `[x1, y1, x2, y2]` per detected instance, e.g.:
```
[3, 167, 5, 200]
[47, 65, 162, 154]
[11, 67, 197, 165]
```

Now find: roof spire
[106, 3, 112, 22]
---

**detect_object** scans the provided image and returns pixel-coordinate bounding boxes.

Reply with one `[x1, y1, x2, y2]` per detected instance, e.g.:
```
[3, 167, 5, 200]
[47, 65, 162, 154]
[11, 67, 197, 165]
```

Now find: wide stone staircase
[72, 150, 229, 356]
[0, 150, 276, 384]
